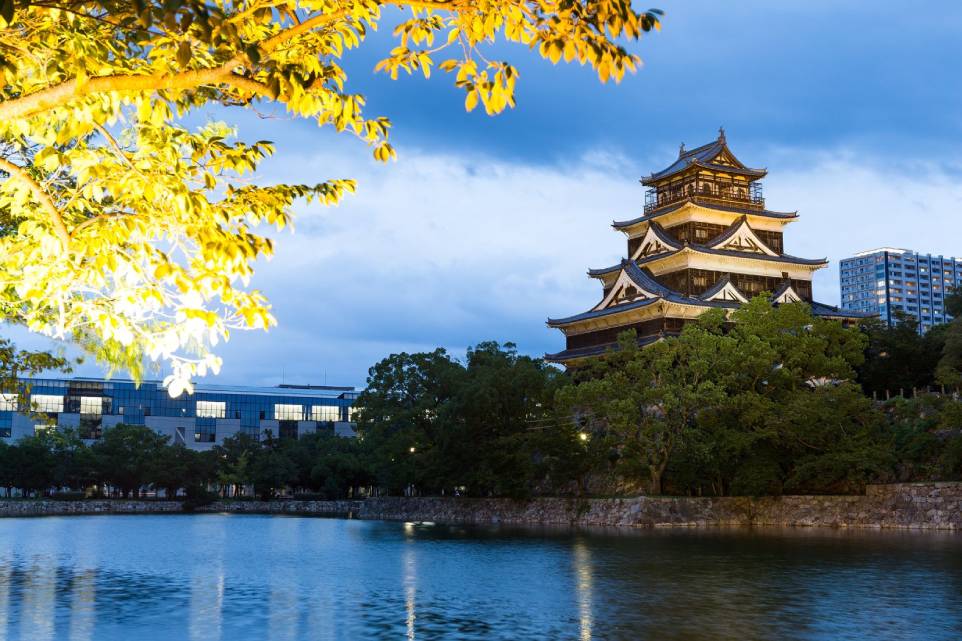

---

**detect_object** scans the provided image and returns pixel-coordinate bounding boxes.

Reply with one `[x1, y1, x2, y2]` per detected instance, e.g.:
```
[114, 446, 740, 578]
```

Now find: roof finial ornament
[718, 126, 726, 142]
[678, 142, 686, 157]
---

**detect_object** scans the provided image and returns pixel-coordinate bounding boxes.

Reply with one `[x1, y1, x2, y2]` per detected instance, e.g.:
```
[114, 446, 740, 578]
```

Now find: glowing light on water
[404, 544, 417, 640]
[574, 539, 593, 641]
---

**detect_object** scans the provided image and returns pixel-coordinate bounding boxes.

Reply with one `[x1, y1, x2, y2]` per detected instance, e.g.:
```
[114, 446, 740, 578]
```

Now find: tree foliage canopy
[355, 341, 572, 497]
[0, 0, 661, 393]
[562, 298, 883, 495]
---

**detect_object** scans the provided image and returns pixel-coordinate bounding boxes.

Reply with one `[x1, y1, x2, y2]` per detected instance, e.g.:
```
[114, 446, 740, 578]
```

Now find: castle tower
[546, 131, 867, 364]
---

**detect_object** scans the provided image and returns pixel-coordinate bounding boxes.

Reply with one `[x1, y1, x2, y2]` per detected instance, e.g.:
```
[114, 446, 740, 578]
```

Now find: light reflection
[268, 519, 298, 641]
[68, 570, 96, 641]
[189, 567, 225, 641]
[574, 539, 593, 641]
[404, 539, 417, 640]
[189, 520, 225, 641]
[20, 563, 54, 641]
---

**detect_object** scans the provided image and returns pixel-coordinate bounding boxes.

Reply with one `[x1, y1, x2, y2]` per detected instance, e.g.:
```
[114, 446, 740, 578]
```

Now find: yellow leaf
[465, 89, 479, 112]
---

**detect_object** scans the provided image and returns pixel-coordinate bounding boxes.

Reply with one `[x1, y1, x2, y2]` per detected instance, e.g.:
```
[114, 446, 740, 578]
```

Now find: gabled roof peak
[642, 132, 766, 185]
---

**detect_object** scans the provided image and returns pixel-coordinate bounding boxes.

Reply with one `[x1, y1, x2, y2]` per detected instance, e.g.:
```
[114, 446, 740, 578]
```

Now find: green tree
[9, 434, 55, 495]
[449, 341, 569, 497]
[565, 297, 873, 496]
[857, 314, 945, 397]
[90, 423, 168, 497]
[355, 348, 464, 494]
[0, 439, 12, 496]
[47, 427, 97, 492]
[213, 432, 261, 497]
[936, 288, 962, 390]
[357, 342, 568, 497]
[153, 444, 217, 498]
[772, 383, 893, 494]
[249, 431, 297, 500]
[303, 433, 369, 498]
[560, 320, 727, 495]
[0, 1, 662, 391]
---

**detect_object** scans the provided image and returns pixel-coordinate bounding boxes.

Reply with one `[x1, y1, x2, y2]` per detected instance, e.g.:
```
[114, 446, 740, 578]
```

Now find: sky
[15, 0, 962, 389]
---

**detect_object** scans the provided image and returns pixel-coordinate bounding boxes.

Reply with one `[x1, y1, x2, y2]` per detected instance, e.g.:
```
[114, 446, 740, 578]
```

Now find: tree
[560, 319, 728, 495]
[356, 342, 568, 496]
[563, 297, 873, 496]
[0, 1, 662, 393]
[90, 423, 168, 497]
[153, 444, 217, 498]
[299, 432, 370, 498]
[355, 348, 465, 494]
[47, 427, 97, 492]
[936, 288, 962, 390]
[857, 314, 945, 397]
[213, 432, 261, 496]
[448, 341, 569, 497]
[249, 431, 298, 500]
[0, 439, 12, 496]
[772, 383, 893, 494]
[8, 434, 56, 495]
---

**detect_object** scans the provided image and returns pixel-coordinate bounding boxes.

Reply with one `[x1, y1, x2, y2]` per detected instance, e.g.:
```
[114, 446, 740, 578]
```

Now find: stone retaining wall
[359, 483, 962, 530]
[1, 483, 959, 530]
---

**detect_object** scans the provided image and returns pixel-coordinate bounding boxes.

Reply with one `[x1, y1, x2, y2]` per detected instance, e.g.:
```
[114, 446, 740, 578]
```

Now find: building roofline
[612, 199, 798, 230]
[20, 377, 356, 399]
[851, 247, 913, 257]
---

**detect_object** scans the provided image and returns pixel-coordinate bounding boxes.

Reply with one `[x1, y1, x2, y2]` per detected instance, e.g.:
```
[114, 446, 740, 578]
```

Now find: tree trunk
[648, 467, 662, 495]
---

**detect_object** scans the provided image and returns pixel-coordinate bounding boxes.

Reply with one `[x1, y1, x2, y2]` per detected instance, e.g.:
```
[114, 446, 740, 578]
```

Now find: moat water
[0, 514, 960, 640]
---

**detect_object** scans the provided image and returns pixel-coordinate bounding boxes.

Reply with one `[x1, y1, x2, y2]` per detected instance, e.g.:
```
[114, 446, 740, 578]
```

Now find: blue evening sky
[24, 0, 962, 388]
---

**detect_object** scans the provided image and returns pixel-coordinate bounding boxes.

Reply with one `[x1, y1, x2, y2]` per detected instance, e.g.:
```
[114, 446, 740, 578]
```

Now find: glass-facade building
[840, 248, 962, 332]
[0, 377, 358, 449]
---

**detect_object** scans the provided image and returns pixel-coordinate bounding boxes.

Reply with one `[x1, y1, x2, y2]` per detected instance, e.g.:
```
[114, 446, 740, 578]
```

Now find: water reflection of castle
[547, 130, 869, 364]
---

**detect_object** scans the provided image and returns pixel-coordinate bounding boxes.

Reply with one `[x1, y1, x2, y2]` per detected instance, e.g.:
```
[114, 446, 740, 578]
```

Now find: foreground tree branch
[0, 156, 69, 248]
[0, 0, 662, 394]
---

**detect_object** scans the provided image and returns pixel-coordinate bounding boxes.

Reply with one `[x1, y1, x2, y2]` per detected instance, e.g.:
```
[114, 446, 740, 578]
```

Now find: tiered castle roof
[546, 130, 872, 364]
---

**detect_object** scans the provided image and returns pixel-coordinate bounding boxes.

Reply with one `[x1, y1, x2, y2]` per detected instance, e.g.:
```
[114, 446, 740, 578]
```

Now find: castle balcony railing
[644, 185, 765, 214]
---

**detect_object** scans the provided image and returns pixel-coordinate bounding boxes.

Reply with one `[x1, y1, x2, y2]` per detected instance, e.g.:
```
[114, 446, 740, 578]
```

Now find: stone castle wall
[1, 483, 959, 530]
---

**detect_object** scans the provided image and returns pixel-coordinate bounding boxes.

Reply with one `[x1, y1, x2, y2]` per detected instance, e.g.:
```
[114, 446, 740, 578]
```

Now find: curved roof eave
[634, 245, 828, 267]
[546, 296, 662, 326]
[612, 200, 799, 230]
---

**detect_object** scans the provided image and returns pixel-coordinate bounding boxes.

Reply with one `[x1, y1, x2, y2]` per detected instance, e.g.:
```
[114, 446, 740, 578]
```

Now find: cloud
[12, 142, 962, 389]
[224, 143, 962, 388]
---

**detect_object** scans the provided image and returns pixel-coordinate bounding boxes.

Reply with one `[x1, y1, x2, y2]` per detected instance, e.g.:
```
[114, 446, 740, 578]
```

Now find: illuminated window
[311, 405, 339, 422]
[196, 401, 226, 418]
[0, 393, 16, 411]
[348, 406, 357, 422]
[274, 404, 304, 421]
[31, 394, 63, 414]
[80, 396, 102, 415]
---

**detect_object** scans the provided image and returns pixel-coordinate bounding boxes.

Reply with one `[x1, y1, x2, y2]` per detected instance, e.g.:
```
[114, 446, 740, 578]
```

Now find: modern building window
[79, 396, 102, 415]
[196, 400, 226, 418]
[31, 394, 64, 414]
[194, 430, 216, 443]
[311, 405, 339, 422]
[0, 393, 17, 411]
[274, 404, 304, 421]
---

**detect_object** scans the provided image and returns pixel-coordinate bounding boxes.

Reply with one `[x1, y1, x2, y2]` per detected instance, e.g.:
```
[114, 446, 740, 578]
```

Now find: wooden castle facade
[546, 130, 868, 364]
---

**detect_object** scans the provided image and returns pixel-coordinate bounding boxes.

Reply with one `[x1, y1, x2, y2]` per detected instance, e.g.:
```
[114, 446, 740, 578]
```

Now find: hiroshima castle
[547, 130, 867, 364]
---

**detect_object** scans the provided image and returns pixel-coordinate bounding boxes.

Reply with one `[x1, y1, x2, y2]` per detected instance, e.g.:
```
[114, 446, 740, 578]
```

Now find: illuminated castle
[547, 130, 865, 364]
